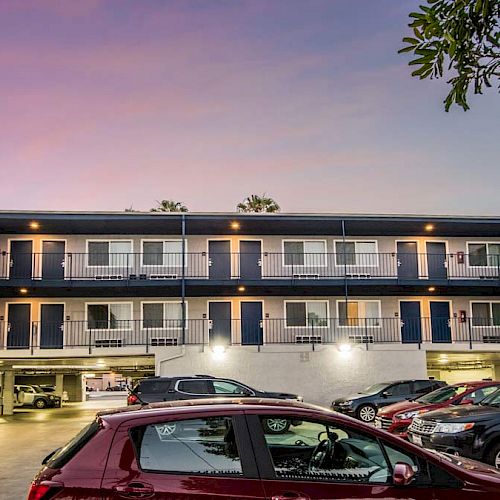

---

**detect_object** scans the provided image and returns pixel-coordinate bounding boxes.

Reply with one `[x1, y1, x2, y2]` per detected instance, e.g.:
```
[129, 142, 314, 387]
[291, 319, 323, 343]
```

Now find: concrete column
[1, 370, 14, 416]
[55, 373, 64, 399]
[493, 363, 500, 381]
[74, 374, 85, 402]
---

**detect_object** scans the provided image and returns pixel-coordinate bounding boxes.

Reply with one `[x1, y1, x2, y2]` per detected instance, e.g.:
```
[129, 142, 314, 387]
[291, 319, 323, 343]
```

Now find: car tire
[485, 442, 500, 470]
[34, 398, 47, 409]
[356, 404, 377, 423]
[262, 418, 290, 434]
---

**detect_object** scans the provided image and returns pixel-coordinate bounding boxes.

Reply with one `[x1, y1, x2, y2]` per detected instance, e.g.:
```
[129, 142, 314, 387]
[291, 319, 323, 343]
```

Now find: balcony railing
[1, 252, 499, 281]
[1, 317, 498, 352]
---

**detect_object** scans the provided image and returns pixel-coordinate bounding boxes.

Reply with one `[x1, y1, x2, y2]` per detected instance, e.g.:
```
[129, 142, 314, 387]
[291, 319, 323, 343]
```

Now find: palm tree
[150, 200, 189, 212]
[237, 194, 280, 213]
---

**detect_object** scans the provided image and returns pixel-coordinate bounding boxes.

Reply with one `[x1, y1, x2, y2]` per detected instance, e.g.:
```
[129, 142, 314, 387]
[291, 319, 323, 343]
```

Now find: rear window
[177, 379, 210, 394]
[46, 419, 101, 469]
[136, 379, 171, 394]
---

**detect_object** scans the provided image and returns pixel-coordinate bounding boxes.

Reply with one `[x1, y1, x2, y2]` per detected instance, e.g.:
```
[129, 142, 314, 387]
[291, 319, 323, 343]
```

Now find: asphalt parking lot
[0, 395, 126, 500]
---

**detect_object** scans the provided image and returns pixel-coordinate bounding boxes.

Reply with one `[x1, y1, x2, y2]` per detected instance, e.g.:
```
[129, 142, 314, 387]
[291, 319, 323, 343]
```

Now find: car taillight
[127, 394, 138, 405]
[27, 482, 61, 500]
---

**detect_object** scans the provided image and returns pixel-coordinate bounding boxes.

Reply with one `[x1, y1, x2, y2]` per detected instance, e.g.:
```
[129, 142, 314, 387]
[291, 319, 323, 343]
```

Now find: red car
[376, 381, 500, 438]
[28, 398, 500, 500]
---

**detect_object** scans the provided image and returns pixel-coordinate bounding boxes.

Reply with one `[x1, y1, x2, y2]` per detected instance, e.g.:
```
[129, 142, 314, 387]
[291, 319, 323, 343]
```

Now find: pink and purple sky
[1, 0, 499, 215]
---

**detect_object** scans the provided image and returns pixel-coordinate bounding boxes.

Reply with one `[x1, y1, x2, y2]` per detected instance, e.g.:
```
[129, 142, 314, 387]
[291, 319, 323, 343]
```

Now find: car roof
[450, 380, 500, 387]
[98, 397, 329, 424]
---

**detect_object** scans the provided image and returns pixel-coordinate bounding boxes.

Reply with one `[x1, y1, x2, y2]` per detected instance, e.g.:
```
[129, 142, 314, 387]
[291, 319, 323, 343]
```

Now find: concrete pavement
[0, 395, 126, 500]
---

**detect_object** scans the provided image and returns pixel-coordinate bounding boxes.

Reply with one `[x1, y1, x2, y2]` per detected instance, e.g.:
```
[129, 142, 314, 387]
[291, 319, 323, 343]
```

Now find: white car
[14, 385, 61, 409]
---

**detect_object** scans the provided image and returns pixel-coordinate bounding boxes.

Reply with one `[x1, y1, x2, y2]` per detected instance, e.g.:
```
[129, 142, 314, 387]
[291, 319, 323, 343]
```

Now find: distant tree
[399, 0, 499, 111]
[237, 194, 281, 213]
[124, 205, 138, 212]
[150, 200, 188, 212]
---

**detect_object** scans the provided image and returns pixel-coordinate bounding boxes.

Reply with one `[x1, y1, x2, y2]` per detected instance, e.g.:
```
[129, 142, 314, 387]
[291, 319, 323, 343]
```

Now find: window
[388, 382, 412, 396]
[335, 241, 377, 266]
[131, 416, 242, 475]
[213, 381, 251, 395]
[142, 240, 183, 267]
[337, 301, 380, 327]
[176, 379, 210, 395]
[142, 302, 183, 329]
[413, 381, 434, 395]
[283, 240, 326, 267]
[472, 302, 500, 326]
[466, 385, 499, 403]
[87, 303, 132, 330]
[285, 301, 328, 327]
[136, 379, 172, 395]
[468, 243, 500, 267]
[258, 416, 391, 483]
[88, 241, 132, 267]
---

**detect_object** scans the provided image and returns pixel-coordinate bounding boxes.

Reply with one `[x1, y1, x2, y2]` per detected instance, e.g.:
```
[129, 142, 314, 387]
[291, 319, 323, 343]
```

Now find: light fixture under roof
[230, 221, 240, 230]
[425, 224, 434, 231]
[428, 286, 436, 292]
[238, 286, 246, 292]
[29, 221, 40, 230]
[19, 288, 28, 294]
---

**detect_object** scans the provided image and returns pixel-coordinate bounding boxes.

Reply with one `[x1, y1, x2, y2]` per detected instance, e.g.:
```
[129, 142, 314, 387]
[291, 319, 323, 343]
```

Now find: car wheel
[357, 404, 376, 423]
[485, 442, 500, 469]
[263, 418, 290, 434]
[34, 398, 47, 409]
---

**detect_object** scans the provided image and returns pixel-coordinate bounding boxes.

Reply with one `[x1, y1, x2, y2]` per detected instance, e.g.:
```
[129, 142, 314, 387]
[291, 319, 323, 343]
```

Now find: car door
[378, 382, 413, 408]
[246, 410, 440, 500]
[101, 411, 266, 500]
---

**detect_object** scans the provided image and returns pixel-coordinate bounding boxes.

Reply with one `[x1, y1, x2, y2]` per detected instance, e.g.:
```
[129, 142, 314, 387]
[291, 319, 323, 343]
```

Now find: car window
[388, 383, 412, 396]
[130, 416, 242, 476]
[413, 381, 433, 394]
[466, 386, 499, 403]
[416, 385, 468, 404]
[176, 379, 210, 395]
[258, 416, 391, 483]
[137, 380, 171, 394]
[213, 381, 250, 395]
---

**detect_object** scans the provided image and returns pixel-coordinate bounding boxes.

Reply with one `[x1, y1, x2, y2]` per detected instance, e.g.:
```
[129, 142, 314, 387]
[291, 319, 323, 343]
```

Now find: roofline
[0, 210, 498, 221]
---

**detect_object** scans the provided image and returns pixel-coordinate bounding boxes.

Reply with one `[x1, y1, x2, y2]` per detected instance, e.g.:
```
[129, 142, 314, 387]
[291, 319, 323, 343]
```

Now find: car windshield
[32, 385, 45, 394]
[358, 383, 389, 395]
[479, 388, 500, 407]
[416, 385, 469, 404]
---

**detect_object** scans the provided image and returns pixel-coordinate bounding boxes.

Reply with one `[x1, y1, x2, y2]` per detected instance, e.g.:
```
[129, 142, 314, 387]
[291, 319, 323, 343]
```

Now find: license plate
[374, 419, 381, 429]
[411, 434, 423, 446]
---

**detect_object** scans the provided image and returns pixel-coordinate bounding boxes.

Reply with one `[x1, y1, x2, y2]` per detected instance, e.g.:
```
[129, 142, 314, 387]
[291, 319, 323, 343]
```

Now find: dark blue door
[7, 304, 31, 349]
[10, 240, 33, 279]
[241, 302, 263, 345]
[397, 242, 419, 279]
[400, 301, 422, 343]
[209, 241, 231, 279]
[209, 302, 231, 346]
[430, 301, 452, 343]
[42, 241, 65, 280]
[240, 241, 262, 280]
[427, 242, 447, 279]
[40, 304, 64, 348]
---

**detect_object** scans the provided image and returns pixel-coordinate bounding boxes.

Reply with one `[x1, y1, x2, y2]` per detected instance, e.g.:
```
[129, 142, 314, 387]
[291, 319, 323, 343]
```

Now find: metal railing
[1, 252, 499, 281]
[1, 317, 498, 352]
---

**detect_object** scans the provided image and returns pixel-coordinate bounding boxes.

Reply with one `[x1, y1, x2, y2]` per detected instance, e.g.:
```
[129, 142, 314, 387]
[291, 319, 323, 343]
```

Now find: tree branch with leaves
[236, 194, 281, 213]
[399, 0, 499, 111]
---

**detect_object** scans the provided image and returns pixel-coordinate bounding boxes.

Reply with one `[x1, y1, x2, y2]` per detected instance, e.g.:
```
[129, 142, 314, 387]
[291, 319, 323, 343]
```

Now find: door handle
[113, 482, 154, 498]
[272, 493, 309, 500]
[208, 258, 213, 267]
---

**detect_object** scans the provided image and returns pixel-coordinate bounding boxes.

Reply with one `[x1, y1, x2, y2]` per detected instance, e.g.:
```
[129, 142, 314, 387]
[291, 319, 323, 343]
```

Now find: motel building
[0, 211, 500, 414]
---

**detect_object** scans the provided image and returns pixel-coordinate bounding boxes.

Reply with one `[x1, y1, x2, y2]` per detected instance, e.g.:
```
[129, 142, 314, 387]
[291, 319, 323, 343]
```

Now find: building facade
[1, 211, 500, 413]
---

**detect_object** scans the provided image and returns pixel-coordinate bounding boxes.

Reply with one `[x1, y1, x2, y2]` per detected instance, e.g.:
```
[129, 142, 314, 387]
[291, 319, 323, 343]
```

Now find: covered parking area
[0, 355, 154, 415]
[427, 351, 500, 384]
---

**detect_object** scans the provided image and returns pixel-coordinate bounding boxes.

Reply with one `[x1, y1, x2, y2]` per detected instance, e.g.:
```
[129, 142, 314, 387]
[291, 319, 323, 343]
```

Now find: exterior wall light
[230, 222, 240, 230]
[19, 288, 28, 294]
[425, 224, 434, 231]
[29, 222, 40, 230]
[337, 343, 352, 353]
[428, 287, 436, 292]
[211, 345, 227, 360]
[238, 286, 246, 292]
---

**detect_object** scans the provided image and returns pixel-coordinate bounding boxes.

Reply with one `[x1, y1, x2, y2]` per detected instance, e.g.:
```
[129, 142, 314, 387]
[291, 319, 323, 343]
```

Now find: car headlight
[49, 395, 54, 400]
[338, 400, 353, 407]
[434, 422, 475, 434]
[397, 410, 426, 420]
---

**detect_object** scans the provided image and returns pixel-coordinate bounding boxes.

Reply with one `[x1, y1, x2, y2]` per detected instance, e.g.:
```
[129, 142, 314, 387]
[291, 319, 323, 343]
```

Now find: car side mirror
[459, 398, 474, 405]
[382, 391, 391, 398]
[393, 462, 415, 486]
[42, 448, 60, 465]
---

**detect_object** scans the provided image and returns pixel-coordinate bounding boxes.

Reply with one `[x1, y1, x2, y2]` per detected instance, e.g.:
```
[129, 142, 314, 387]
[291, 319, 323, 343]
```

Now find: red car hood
[378, 400, 434, 417]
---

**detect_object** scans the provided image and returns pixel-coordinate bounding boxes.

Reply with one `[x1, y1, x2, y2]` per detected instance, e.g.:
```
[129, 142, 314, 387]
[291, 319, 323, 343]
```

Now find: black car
[408, 388, 500, 469]
[332, 379, 446, 423]
[127, 375, 303, 433]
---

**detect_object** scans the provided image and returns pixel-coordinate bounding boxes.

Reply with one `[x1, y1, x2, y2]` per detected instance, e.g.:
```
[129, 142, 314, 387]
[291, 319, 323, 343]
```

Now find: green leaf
[402, 37, 419, 45]
[398, 45, 416, 54]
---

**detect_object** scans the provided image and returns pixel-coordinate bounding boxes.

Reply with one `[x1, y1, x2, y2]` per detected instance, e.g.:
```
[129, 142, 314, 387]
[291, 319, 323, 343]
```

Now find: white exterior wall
[155, 344, 428, 406]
